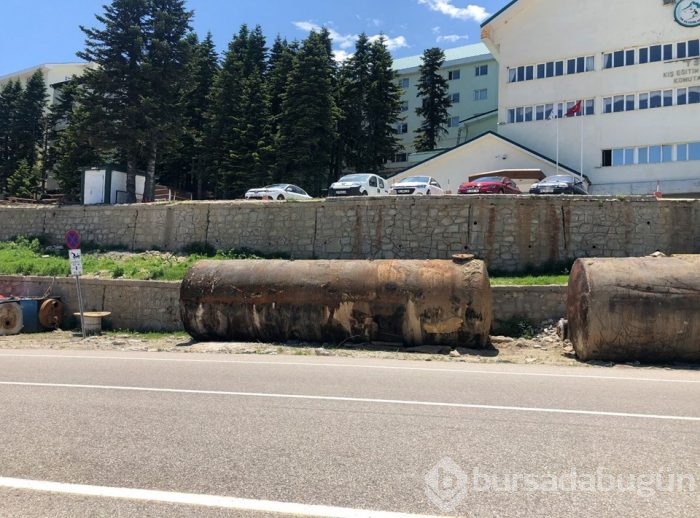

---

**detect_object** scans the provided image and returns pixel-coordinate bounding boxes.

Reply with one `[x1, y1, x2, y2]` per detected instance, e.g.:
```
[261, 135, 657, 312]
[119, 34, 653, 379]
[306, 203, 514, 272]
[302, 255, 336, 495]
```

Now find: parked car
[529, 175, 588, 195]
[458, 176, 521, 194]
[328, 174, 389, 197]
[390, 176, 445, 196]
[244, 184, 312, 201]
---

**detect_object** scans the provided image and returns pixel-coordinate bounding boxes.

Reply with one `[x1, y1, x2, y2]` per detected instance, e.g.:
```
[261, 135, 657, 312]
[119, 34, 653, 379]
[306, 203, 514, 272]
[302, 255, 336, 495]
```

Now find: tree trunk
[144, 140, 157, 202]
[126, 153, 137, 204]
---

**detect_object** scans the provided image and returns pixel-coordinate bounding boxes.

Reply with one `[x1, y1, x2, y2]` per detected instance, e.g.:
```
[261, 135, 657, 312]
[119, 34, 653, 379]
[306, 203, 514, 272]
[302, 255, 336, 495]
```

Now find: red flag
[565, 100, 582, 117]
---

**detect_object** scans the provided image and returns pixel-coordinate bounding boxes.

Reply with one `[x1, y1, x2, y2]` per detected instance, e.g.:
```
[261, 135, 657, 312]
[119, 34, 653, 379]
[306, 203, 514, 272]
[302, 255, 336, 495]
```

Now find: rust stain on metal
[180, 259, 492, 348]
[567, 255, 700, 363]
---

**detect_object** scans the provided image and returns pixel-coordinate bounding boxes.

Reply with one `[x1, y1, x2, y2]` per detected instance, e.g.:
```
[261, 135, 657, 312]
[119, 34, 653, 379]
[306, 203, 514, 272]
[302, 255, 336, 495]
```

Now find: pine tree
[414, 47, 452, 152]
[339, 34, 372, 173]
[0, 80, 23, 188]
[142, 0, 193, 201]
[366, 36, 402, 172]
[16, 70, 48, 169]
[208, 24, 271, 198]
[275, 29, 337, 196]
[78, 0, 150, 202]
[6, 159, 40, 199]
[159, 32, 219, 198]
[49, 81, 104, 199]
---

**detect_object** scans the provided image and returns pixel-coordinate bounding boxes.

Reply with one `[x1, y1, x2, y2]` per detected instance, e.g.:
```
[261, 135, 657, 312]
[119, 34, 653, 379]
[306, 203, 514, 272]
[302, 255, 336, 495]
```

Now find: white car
[328, 174, 389, 197]
[244, 184, 312, 201]
[390, 176, 445, 196]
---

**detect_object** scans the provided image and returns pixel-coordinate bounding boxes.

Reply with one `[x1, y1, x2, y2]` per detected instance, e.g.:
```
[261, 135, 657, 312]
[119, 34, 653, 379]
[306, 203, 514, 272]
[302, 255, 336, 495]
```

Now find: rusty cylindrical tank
[180, 258, 492, 347]
[567, 255, 700, 363]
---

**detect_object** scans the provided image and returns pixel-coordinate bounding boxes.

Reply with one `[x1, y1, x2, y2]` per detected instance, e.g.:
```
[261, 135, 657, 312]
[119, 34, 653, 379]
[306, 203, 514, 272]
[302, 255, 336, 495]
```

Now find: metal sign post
[66, 231, 86, 338]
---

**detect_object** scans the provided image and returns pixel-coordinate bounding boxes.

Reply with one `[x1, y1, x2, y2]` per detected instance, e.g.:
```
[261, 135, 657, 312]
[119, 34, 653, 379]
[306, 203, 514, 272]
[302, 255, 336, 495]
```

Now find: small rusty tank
[567, 255, 700, 363]
[180, 258, 492, 347]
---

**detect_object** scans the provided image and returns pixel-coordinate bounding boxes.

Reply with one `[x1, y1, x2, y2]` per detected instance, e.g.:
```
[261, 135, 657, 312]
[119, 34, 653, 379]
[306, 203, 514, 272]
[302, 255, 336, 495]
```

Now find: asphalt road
[0, 350, 698, 517]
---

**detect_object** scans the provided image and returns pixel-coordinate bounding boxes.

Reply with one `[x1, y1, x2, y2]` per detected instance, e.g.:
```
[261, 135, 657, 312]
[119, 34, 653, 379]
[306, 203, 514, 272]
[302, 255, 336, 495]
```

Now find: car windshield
[263, 184, 288, 189]
[400, 176, 430, 184]
[338, 175, 370, 182]
[474, 177, 503, 183]
[545, 176, 574, 183]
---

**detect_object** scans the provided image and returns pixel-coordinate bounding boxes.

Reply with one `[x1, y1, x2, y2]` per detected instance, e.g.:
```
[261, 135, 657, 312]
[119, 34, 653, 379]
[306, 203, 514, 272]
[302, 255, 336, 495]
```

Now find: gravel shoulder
[3, 324, 697, 372]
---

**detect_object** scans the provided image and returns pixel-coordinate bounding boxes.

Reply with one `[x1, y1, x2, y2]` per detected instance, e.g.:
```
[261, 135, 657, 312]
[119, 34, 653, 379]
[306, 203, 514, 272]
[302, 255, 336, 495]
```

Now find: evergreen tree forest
[0, 0, 417, 201]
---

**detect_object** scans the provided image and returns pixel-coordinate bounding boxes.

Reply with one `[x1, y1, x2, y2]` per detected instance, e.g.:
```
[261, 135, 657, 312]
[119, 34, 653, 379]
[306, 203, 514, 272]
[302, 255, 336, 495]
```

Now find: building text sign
[664, 58, 700, 84]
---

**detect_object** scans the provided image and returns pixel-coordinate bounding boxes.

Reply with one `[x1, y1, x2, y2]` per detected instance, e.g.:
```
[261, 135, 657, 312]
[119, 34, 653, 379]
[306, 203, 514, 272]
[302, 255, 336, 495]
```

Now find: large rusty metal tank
[180, 258, 492, 347]
[567, 255, 700, 363]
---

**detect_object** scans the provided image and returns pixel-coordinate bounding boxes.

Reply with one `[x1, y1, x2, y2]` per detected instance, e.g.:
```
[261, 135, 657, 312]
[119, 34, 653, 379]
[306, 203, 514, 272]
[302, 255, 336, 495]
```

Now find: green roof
[392, 43, 492, 71]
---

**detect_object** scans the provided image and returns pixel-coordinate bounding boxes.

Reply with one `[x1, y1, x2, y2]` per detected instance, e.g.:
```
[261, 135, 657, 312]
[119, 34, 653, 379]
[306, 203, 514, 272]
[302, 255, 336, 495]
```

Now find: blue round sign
[65, 230, 81, 250]
[675, 0, 700, 27]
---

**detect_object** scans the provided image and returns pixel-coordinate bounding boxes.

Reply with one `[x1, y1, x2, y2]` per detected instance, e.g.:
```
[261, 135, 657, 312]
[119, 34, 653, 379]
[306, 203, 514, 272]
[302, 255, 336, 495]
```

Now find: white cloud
[292, 21, 409, 56]
[432, 26, 441, 34]
[368, 34, 409, 51]
[418, 0, 490, 23]
[437, 34, 470, 43]
[333, 49, 352, 62]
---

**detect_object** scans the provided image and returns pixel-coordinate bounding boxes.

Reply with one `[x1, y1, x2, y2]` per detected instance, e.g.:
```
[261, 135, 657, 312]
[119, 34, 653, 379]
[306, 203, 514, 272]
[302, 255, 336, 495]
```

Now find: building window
[555, 61, 564, 76]
[639, 47, 648, 64]
[663, 90, 673, 107]
[399, 101, 408, 112]
[678, 88, 687, 105]
[508, 68, 517, 82]
[393, 152, 407, 163]
[545, 61, 554, 77]
[537, 63, 545, 79]
[612, 149, 624, 166]
[473, 88, 488, 101]
[448, 69, 461, 80]
[507, 109, 515, 123]
[602, 149, 612, 167]
[614, 50, 625, 68]
[663, 44, 673, 61]
[613, 95, 624, 113]
[396, 122, 408, 134]
[451, 93, 460, 103]
[677, 144, 688, 161]
[536, 105, 545, 121]
[567, 59, 576, 74]
[689, 39, 700, 57]
[689, 142, 700, 160]
[650, 45, 662, 62]
[603, 97, 613, 114]
[524, 106, 533, 122]
[689, 86, 700, 104]
[475, 64, 488, 76]
[517, 66, 525, 81]
[639, 93, 649, 110]
[585, 99, 595, 115]
[603, 53, 613, 69]
[447, 116, 460, 128]
[638, 147, 648, 164]
[649, 146, 661, 163]
[662, 145, 673, 162]
[625, 95, 635, 111]
[649, 90, 662, 108]
[625, 49, 635, 66]
[525, 65, 534, 80]
[398, 78, 409, 89]
[678, 42, 687, 59]
[516, 107, 524, 123]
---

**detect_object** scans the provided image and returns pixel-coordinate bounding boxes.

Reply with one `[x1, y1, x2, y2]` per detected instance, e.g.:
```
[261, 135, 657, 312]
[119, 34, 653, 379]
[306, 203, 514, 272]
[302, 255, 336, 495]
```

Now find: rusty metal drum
[567, 255, 700, 362]
[180, 259, 492, 347]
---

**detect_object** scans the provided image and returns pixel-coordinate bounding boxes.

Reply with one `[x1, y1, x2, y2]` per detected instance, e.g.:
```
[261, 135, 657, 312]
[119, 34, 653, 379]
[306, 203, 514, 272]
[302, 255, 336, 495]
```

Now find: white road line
[0, 477, 445, 517]
[1, 352, 698, 384]
[1, 381, 699, 422]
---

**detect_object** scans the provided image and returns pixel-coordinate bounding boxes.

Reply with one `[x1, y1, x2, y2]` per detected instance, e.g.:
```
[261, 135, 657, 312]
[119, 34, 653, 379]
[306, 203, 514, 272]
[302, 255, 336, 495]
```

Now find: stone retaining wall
[0, 275, 567, 334]
[1, 196, 698, 272]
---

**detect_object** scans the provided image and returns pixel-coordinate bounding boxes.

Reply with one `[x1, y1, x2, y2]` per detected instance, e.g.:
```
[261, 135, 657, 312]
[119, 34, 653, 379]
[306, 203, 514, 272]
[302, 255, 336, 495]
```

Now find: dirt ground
[4, 322, 695, 372]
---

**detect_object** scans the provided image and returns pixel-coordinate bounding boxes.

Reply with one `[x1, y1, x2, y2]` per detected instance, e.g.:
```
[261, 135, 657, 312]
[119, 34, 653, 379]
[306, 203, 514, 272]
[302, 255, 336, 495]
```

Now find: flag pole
[579, 100, 584, 181]
[556, 108, 560, 175]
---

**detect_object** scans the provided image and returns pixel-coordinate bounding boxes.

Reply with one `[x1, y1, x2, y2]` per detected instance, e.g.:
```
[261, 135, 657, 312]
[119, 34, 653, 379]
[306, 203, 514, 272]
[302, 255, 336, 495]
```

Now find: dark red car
[458, 176, 521, 194]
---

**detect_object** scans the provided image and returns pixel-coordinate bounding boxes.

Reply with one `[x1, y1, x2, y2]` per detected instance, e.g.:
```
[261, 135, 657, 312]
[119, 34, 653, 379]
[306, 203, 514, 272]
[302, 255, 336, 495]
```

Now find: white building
[388, 43, 499, 170]
[0, 63, 95, 106]
[482, 0, 700, 195]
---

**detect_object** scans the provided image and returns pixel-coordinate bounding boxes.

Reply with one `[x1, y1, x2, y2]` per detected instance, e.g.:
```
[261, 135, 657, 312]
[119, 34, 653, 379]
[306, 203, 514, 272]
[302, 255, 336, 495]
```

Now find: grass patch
[103, 330, 190, 341]
[491, 274, 569, 286]
[0, 237, 274, 281]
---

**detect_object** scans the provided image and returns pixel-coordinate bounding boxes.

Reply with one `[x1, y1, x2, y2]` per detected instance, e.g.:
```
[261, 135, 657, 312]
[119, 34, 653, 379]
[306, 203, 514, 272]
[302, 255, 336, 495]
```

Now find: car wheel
[361, 191, 368, 196]
[426, 190, 431, 195]
[277, 194, 285, 200]
[498, 188, 504, 194]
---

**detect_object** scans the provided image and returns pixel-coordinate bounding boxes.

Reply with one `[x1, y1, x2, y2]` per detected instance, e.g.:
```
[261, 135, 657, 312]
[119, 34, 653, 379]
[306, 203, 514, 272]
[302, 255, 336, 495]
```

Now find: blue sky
[0, 0, 509, 76]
